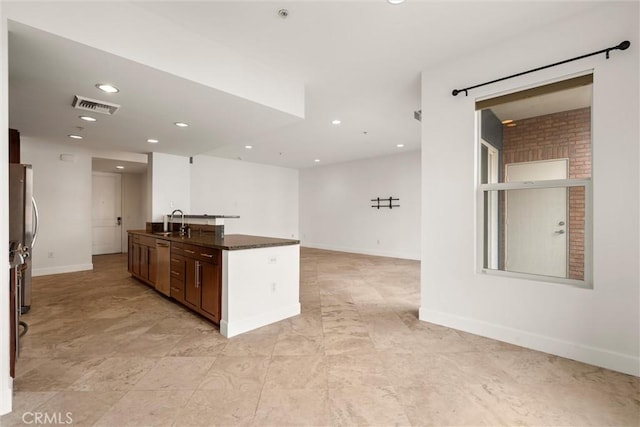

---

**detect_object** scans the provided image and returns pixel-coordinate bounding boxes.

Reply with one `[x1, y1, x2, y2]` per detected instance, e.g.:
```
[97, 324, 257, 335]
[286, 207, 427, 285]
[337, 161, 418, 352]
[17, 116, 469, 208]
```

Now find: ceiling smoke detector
[72, 95, 120, 115]
[278, 8, 289, 18]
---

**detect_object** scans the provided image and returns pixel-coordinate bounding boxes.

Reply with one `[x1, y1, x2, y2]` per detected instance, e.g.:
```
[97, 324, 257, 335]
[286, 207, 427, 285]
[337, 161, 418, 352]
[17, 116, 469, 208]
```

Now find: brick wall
[501, 107, 591, 280]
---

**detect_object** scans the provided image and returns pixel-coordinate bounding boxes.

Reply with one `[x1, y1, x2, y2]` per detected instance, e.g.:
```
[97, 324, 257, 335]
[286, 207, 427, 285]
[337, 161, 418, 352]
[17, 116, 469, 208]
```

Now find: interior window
[477, 74, 592, 285]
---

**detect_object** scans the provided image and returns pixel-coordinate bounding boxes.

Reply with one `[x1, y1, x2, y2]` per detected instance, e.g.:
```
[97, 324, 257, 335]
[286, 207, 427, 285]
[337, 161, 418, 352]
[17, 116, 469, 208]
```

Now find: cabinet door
[132, 243, 141, 276]
[140, 245, 149, 280]
[148, 246, 157, 285]
[127, 235, 133, 273]
[200, 261, 221, 322]
[184, 258, 201, 309]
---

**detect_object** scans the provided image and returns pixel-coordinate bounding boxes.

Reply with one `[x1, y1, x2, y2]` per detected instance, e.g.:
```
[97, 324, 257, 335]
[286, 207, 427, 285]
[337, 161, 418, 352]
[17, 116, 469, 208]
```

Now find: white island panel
[220, 244, 300, 338]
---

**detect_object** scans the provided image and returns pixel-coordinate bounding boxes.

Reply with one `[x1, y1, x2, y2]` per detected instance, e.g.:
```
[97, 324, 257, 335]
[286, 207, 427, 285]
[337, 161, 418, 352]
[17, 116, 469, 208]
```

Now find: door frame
[91, 171, 123, 255]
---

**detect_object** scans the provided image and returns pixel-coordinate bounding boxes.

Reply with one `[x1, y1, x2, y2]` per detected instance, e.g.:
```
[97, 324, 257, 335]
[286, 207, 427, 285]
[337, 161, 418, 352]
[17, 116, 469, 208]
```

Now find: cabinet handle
[201, 253, 214, 258]
[185, 249, 196, 254]
[171, 271, 180, 276]
[195, 261, 201, 288]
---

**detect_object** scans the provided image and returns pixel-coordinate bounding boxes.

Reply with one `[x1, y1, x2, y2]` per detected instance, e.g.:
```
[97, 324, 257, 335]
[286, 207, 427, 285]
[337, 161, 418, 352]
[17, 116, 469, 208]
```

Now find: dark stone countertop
[166, 214, 240, 219]
[129, 230, 299, 251]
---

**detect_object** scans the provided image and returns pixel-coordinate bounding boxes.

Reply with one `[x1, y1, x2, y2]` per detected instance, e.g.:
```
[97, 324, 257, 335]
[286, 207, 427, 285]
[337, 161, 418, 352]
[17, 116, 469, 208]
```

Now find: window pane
[483, 186, 587, 280]
[479, 80, 592, 184]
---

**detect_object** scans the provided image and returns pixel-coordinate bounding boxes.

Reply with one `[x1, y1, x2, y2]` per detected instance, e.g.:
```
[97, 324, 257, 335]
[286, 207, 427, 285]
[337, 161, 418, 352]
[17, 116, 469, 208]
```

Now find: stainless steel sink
[153, 232, 178, 237]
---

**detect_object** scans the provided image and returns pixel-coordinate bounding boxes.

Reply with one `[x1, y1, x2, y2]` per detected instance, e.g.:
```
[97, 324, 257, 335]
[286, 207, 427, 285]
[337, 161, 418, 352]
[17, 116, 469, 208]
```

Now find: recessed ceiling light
[314, 159, 320, 163]
[116, 165, 125, 170]
[68, 134, 83, 140]
[331, 119, 341, 125]
[387, 0, 406, 4]
[147, 139, 159, 144]
[95, 83, 119, 93]
[79, 116, 97, 122]
[174, 122, 189, 128]
[245, 145, 253, 149]
[501, 119, 514, 124]
[396, 144, 405, 148]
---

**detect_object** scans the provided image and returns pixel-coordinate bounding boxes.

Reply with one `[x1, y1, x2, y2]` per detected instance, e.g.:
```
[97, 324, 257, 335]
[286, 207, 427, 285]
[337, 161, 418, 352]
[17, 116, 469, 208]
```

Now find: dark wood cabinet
[171, 242, 222, 324]
[148, 246, 157, 284]
[184, 257, 201, 310]
[128, 233, 166, 290]
[128, 232, 222, 325]
[170, 253, 186, 302]
[9, 128, 20, 164]
[200, 261, 221, 322]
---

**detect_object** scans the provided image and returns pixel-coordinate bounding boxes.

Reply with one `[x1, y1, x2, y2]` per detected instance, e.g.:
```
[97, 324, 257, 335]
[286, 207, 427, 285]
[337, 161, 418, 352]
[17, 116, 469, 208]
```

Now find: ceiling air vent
[72, 95, 120, 115]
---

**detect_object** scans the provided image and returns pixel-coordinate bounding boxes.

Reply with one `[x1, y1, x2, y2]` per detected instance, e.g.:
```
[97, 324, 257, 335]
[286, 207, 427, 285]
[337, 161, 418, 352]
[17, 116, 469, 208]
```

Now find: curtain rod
[451, 40, 630, 97]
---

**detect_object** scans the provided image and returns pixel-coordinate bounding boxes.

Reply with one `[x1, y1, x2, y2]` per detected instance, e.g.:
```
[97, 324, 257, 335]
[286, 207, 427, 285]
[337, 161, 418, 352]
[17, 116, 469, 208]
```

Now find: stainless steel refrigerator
[9, 163, 39, 314]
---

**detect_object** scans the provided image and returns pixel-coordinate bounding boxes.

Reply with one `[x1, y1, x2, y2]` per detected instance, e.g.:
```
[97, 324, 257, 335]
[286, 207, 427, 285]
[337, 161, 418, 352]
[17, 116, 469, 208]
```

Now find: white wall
[300, 151, 421, 260]
[122, 173, 147, 251]
[0, 1, 12, 416]
[22, 139, 93, 275]
[190, 155, 299, 239]
[4, 2, 304, 118]
[20, 138, 148, 275]
[420, 3, 639, 375]
[151, 152, 191, 222]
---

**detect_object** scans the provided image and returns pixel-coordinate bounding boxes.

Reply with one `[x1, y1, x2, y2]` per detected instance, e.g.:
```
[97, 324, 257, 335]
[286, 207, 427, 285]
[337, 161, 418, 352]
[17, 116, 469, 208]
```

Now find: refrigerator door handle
[31, 197, 39, 249]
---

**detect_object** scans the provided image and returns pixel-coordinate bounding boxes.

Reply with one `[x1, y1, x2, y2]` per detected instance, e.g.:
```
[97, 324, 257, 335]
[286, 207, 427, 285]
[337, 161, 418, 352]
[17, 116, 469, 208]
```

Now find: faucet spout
[170, 209, 186, 235]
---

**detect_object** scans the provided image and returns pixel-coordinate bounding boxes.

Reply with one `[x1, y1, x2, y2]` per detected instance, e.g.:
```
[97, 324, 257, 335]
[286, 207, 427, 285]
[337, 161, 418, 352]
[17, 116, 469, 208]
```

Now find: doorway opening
[91, 158, 148, 255]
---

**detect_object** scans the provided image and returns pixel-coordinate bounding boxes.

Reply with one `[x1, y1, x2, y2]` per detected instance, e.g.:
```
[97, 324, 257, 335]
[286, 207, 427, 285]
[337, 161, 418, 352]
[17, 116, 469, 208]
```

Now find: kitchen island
[128, 230, 300, 338]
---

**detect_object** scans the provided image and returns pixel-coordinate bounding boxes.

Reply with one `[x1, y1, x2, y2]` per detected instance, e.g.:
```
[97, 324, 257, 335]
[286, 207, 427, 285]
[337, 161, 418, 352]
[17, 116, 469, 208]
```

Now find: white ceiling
[489, 85, 592, 122]
[92, 158, 148, 175]
[7, 1, 600, 170]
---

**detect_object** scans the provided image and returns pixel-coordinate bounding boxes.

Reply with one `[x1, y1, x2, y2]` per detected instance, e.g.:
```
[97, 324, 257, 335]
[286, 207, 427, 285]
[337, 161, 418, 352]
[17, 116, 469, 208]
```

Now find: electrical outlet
[268, 256, 277, 264]
[47, 251, 54, 258]
[377, 239, 380, 244]
[271, 282, 277, 292]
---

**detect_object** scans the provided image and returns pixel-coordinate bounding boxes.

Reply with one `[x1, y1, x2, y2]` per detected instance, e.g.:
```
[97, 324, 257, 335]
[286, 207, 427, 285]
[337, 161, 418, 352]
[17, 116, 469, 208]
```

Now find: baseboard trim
[33, 264, 93, 277]
[419, 308, 639, 377]
[301, 242, 420, 261]
[221, 303, 301, 338]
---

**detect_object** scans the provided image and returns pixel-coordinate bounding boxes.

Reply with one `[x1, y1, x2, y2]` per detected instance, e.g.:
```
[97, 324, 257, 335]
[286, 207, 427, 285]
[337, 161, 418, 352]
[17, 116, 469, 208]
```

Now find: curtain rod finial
[617, 40, 631, 51]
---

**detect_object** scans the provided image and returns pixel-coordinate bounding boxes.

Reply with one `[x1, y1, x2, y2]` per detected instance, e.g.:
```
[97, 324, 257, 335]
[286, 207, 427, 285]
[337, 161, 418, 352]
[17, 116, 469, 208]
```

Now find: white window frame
[480, 140, 499, 269]
[476, 119, 593, 289]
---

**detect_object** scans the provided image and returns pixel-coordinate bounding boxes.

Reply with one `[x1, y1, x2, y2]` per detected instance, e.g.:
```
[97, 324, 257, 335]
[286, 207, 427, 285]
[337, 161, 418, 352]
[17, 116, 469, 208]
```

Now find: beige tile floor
[2, 248, 638, 426]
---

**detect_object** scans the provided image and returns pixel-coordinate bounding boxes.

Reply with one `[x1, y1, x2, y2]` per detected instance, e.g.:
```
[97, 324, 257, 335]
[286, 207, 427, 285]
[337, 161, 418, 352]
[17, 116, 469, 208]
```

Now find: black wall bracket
[371, 197, 400, 209]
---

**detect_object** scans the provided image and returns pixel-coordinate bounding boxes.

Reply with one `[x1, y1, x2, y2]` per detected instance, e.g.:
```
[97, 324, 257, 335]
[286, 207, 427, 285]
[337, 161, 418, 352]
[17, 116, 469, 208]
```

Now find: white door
[505, 159, 567, 277]
[92, 172, 122, 255]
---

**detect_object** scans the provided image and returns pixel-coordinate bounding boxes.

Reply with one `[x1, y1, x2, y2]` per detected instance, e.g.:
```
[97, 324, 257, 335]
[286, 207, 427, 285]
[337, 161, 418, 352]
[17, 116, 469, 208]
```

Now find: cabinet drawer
[139, 236, 156, 247]
[195, 247, 220, 264]
[170, 278, 185, 301]
[173, 242, 220, 264]
[170, 256, 185, 279]
[171, 243, 185, 256]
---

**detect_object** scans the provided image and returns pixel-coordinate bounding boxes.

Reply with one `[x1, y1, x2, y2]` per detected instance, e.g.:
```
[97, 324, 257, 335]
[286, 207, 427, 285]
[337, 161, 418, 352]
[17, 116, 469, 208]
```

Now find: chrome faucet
[170, 209, 186, 235]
